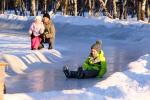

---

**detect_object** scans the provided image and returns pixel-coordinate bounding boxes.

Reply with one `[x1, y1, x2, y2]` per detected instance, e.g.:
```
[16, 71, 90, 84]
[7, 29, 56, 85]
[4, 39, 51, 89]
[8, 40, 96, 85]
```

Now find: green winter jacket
[83, 50, 107, 78]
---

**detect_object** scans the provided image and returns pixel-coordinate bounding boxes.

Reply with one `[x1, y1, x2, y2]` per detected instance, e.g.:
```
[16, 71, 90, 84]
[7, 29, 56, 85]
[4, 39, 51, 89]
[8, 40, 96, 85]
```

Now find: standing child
[29, 16, 45, 50]
[63, 40, 107, 79]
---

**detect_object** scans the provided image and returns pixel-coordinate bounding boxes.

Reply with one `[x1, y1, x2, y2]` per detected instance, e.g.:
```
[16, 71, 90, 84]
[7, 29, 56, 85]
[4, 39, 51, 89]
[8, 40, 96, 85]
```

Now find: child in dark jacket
[63, 40, 107, 79]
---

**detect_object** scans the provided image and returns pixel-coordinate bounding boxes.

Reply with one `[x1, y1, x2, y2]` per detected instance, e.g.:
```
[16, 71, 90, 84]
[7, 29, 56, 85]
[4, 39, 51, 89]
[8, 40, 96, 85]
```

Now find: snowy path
[1, 23, 150, 94]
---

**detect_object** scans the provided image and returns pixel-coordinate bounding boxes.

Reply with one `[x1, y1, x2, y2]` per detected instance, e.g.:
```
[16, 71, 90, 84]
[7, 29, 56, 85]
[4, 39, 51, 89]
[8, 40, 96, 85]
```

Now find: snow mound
[2, 49, 62, 75]
[128, 54, 150, 73]
[3, 54, 27, 74]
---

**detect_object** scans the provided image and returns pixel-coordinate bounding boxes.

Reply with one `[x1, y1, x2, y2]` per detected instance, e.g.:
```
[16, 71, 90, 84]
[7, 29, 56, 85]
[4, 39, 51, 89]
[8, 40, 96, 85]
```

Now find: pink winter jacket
[29, 21, 45, 36]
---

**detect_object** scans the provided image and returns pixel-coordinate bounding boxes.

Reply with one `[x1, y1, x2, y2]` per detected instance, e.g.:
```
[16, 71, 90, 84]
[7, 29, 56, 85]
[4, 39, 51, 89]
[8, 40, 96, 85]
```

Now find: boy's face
[43, 17, 49, 23]
[91, 49, 98, 58]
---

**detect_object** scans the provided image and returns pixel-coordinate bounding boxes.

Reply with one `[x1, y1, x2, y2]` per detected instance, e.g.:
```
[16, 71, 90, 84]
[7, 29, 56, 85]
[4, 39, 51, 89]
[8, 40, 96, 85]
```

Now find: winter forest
[0, 0, 150, 22]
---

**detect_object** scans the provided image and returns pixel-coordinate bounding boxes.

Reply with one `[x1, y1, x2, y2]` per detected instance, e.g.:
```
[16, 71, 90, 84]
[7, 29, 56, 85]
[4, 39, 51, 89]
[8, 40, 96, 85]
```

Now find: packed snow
[0, 13, 150, 100]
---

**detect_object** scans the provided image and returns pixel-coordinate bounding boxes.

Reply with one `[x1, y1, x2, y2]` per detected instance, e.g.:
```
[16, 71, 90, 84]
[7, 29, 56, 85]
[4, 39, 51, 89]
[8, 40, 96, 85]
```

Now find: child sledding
[63, 40, 107, 79]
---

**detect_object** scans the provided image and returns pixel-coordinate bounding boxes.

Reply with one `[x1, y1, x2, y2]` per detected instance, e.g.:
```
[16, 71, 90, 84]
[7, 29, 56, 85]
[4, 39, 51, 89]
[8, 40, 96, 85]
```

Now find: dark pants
[69, 69, 99, 79]
[47, 38, 55, 49]
[40, 34, 55, 49]
[4, 84, 6, 94]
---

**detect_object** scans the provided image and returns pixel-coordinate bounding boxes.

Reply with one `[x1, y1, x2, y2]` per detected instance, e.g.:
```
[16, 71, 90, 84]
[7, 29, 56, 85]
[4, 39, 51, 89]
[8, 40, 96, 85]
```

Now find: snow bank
[0, 14, 34, 30]
[4, 54, 150, 100]
[0, 14, 150, 31]
[0, 14, 150, 45]
[128, 54, 150, 73]
[53, 14, 150, 29]
[2, 49, 62, 75]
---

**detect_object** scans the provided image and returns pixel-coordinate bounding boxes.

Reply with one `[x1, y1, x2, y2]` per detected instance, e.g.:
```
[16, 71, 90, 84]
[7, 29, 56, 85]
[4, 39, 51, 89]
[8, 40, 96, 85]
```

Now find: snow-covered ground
[0, 14, 150, 100]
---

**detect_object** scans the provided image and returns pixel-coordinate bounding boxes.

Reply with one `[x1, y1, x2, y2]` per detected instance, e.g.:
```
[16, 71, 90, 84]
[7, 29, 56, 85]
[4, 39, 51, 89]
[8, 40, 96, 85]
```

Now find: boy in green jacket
[63, 40, 107, 79]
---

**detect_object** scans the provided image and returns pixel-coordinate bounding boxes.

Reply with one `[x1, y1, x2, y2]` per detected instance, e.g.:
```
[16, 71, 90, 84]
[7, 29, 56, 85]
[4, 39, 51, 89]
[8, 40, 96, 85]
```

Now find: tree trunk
[30, 0, 36, 16]
[118, 0, 127, 20]
[0, 0, 2, 14]
[88, 0, 92, 16]
[44, 0, 48, 13]
[92, 0, 95, 16]
[14, 0, 18, 15]
[74, 0, 77, 16]
[112, 0, 117, 18]
[56, 0, 61, 10]
[64, 0, 68, 15]
[148, 1, 150, 23]
[99, 0, 113, 19]
[141, 0, 146, 21]
[36, 0, 39, 15]
[3, 0, 5, 14]
[0, 0, 5, 14]
[20, 0, 26, 16]
[137, 0, 142, 20]
[137, 0, 146, 21]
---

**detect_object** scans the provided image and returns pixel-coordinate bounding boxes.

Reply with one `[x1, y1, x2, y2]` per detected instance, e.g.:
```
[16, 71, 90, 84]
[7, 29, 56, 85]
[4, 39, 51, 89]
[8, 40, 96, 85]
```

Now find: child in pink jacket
[29, 16, 45, 50]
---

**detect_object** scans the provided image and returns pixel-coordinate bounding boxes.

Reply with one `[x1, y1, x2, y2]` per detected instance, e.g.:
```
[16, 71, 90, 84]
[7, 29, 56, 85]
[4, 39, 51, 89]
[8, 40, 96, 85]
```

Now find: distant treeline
[0, 0, 150, 22]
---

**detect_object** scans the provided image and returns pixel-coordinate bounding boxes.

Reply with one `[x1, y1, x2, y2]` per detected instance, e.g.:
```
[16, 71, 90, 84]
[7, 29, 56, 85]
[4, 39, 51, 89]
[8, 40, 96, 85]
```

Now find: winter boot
[69, 71, 78, 78]
[63, 65, 71, 78]
[77, 67, 84, 79]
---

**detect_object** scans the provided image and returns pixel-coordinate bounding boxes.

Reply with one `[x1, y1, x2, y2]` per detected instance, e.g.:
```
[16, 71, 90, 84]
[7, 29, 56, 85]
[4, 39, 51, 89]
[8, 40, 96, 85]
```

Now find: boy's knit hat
[91, 40, 102, 52]
[43, 13, 50, 20]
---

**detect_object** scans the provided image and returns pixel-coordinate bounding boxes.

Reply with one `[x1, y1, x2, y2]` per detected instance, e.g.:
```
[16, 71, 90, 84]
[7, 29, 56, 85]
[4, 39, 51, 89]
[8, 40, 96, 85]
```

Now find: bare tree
[0, 0, 5, 14]
[88, 0, 92, 16]
[14, 0, 18, 15]
[74, 0, 77, 16]
[137, 0, 147, 21]
[14, 0, 26, 16]
[36, 0, 39, 15]
[44, 0, 48, 13]
[117, 0, 127, 20]
[112, 0, 117, 18]
[99, 0, 113, 18]
[64, 0, 69, 15]
[148, 0, 150, 23]
[141, 0, 147, 20]
[30, 0, 36, 16]
[20, 0, 26, 16]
